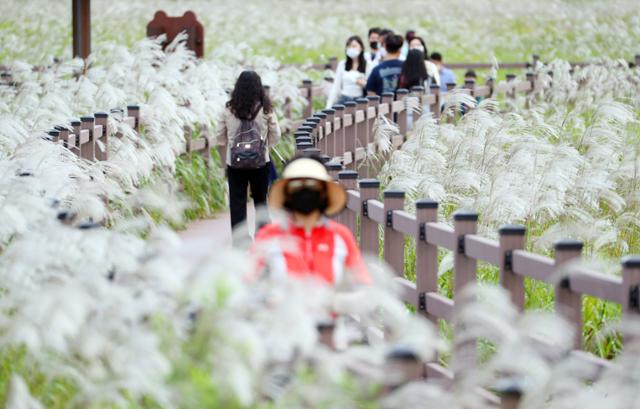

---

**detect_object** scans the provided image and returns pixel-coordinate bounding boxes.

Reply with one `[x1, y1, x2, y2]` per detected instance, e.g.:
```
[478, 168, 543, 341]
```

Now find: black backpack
[230, 109, 266, 169]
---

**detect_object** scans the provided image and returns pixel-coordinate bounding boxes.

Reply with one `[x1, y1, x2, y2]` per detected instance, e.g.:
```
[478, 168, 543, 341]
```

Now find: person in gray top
[216, 71, 281, 239]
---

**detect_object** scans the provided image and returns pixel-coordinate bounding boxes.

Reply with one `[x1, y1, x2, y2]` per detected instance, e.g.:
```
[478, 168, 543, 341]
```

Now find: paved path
[175, 204, 255, 264]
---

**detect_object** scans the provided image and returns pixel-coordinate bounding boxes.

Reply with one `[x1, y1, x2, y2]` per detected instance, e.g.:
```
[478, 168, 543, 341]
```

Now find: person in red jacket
[253, 156, 370, 285]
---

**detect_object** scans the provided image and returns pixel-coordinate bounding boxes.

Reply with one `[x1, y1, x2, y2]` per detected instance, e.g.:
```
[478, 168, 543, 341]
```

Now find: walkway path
[175, 204, 256, 265]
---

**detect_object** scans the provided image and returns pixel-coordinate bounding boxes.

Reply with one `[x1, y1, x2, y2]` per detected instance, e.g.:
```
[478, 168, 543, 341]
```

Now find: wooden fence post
[415, 199, 439, 321]
[395, 89, 409, 136]
[506, 74, 516, 100]
[383, 190, 405, 276]
[313, 112, 327, 146]
[635, 54, 640, 68]
[71, 119, 81, 156]
[409, 86, 425, 131]
[94, 112, 109, 161]
[332, 104, 345, 159]
[321, 108, 335, 157]
[452, 210, 479, 377]
[499, 225, 526, 311]
[343, 101, 357, 170]
[355, 98, 369, 170]
[381, 92, 394, 123]
[302, 79, 313, 118]
[359, 179, 380, 256]
[80, 116, 95, 160]
[337, 170, 358, 235]
[54, 126, 70, 150]
[326, 161, 342, 181]
[622, 256, 640, 344]
[429, 84, 440, 121]
[554, 239, 584, 349]
[127, 105, 140, 132]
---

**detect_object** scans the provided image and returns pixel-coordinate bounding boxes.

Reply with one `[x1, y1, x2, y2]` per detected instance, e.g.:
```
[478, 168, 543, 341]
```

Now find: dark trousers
[227, 164, 270, 233]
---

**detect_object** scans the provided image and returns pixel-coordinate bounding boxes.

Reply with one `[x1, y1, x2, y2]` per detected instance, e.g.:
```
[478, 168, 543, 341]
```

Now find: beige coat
[215, 107, 281, 165]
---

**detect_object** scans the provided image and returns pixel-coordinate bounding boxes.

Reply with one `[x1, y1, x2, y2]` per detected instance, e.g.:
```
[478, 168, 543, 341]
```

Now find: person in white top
[326, 36, 372, 109]
[408, 36, 441, 88]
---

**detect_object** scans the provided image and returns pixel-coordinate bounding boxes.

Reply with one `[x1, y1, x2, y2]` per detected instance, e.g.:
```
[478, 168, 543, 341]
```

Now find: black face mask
[284, 188, 328, 215]
[370, 41, 379, 50]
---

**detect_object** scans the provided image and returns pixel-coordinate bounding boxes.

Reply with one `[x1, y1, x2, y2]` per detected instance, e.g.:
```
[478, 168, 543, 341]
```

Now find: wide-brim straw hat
[269, 158, 347, 216]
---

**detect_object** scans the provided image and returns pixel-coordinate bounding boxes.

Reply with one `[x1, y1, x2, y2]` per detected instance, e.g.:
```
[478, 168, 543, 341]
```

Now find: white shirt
[425, 60, 441, 87]
[326, 60, 372, 108]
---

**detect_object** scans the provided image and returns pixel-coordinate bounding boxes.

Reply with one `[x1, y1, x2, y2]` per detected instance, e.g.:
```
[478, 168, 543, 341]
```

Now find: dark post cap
[126, 105, 140, 110]
[94, 112, 108, 118]
[384, 190, 405, 199]
[367, 95, 380, 102]
[332, 104, 345, 111]
[48, 130, 60, 137]
[554, 239, 583, 251]
[416, 199, 438, 209]
[359, 179, 380, 188]
[110, 108, 124, 114]
[386, 345, 419, 362]
[338, 170, 358, 179]
[453, 210, 479, 221]
[295, 137, 312, 144]
[313, 112, 327, 119]
[411, 85, 425, 92]
[80, 116, 95, 122]
[54, 125, 67, 131]
[325, 161, 342, 170]
[296, 142, 314, 149]
[622, 256, 640, 268]
[506, 74, 516, 80]
[396, 88, 409, 95]
[70, 119, 82, 126]
[322, 108, 336, 115]
[303, 148, 321, 156]
[381, 92, 395, 98]
[429, 84, 440, 90]
[319, 154, 331, 163]
[526, 72, 534, 79]
[303, 122, 318, 129]
[464, 80, 475, 86]
[263, 84, 270, 89]
[344, 101, 357, 107]
[492, 377, 524, 397]
[446, 82, 456, 88]
[532, 54, 540, 60]
[294, 130, 310, 137]
[547, 70, 554, 77]
[355, 97, 369, 104]
[305, 117, 320, 123]
[499, 224, 526, 235]
[298, 126, 314, 133]
[302, 79, 313, 85]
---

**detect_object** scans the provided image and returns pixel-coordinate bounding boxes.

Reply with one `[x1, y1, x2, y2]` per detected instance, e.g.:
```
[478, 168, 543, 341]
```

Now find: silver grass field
[1, 0, 640, 408]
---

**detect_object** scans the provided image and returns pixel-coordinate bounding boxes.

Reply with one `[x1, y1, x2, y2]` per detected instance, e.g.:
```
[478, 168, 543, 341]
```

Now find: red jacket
[253, 219, 371, 285]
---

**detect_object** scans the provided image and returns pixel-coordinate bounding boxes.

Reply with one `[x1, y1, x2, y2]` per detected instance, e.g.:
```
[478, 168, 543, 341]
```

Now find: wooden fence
[294, 72, 640, 405]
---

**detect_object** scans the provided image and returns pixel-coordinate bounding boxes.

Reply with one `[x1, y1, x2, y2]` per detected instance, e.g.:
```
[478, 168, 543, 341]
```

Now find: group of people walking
[214, 27, 459, 287]
[216, 71, 369, 286]
[327, 28, 458, 109]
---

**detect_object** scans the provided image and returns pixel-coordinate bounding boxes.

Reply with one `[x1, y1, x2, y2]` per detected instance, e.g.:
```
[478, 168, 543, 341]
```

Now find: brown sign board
[146, 11, 204, 58]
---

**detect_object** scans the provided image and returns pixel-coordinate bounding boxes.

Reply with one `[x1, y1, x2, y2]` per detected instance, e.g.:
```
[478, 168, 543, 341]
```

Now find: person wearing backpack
[216, 71, 281, 239]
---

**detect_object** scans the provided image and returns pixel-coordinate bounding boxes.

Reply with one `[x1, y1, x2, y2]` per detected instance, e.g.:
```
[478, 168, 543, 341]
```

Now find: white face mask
[346, 47, 361, 59]
[411, 46, 425, 53]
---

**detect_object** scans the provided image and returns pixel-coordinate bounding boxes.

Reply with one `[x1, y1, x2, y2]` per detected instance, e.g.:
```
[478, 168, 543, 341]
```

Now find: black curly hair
[227, 71, 272, 120]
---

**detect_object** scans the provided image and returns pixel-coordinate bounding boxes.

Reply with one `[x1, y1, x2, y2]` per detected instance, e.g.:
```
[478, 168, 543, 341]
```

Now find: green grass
[175, 149, 227, 222]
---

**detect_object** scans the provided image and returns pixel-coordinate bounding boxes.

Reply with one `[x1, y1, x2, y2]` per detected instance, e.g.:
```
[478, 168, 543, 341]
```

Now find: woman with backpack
[216, 71, 281, 240]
